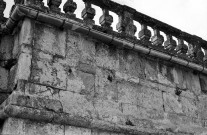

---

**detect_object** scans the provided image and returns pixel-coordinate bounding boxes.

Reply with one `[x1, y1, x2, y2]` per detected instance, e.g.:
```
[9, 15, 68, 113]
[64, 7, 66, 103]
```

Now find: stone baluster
[81, 0, 96, 27]
[187, 40, 204, 62]
[151, 28, 164, 46]
[63, 0, 77, 18]
[187, 43, 194, 58]
[116, 6, 137, 36]
[164, 34, 176, 51]
[99, 8, 113, 30]
[138, 23, 151, 43]
[204, 49, 207, 63]
[47, 0, 62, 12]
[0, 0, 6, 23]
[14, 0, 24, 4]
[175, 38, 188, 54]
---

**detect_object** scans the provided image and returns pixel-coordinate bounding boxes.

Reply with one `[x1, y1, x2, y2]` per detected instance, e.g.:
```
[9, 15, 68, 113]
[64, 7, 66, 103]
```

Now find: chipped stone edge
[0, 93, 170, 135]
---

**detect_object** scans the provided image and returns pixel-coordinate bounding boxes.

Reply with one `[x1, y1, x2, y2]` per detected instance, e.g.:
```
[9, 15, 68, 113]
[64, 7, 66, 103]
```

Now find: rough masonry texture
[1, 0, 207, 135]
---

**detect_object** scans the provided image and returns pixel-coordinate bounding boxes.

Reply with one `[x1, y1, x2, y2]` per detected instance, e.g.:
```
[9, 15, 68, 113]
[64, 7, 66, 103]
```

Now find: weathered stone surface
[198, 95, 207, 120]
[59, 91, 95, 118]
[78, 70, 95, 98]
[96, 43, 119, 70]
[24, 120, 64, 135]
[171, 67, 187, 90]
[0, 35, 13, 60]
[66, 68, 85, 93]
[8, 93, 63, 113]
[94, 99, 123, 125]
[157, 63, 175, 87]
[1, 118, 25, 135]
[199, 74, 207, 93]
[78, 62, 96, 74]
[137, 85, 163, 111]
[31, 50, 67, 90]
[95, 68, 117, 101]
[183, 70, 201, 95]
[16, 53, 32, 81]
[35, 23, 66, 57]
[65, 125, 91, 135]
[0, 67, 8, 90]
[66, 31, 96, 66]
[0, 93, 9, 104]
[118, 81, 138, 104]
[119, 49, 145, 79]
[115, 71, 140, 84]
[144, 59, 158, 81]
[180, 96, 198, 118]
[2, 118, 64, 135]
[25, 83, 59, 99]
[163, 92, 183, 113]
[19, 18, 34, 46]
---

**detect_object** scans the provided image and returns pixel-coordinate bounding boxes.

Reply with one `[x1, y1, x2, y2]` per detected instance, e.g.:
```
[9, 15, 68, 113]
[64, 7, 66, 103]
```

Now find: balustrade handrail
[88, 0, 207, 49]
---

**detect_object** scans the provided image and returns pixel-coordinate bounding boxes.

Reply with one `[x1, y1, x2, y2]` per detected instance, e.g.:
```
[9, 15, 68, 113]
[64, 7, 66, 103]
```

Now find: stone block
[163, 92, 183, 113]
[199, 74, 207, 93]
[65, 31, 81, 67]
[35, 23, 66, 57]
[0, 35, 13, 60]
[157, 63, 175, 87]
[16, 53, 32, 81]
[65, 126, 91, 135]
[59, 91, 95, 119]
[66, 31, 95, 66]
[78, 71, 95, 99]
[93, 99, 123, 124]
[24, 120, 64, 135]
[95, 68, 117, 102]
[180, 96, 198, 118]
[78, 62, 96, 74]
[91, 130, 112, 135]
[137, 85, 163, 110]
[31, 57, 67, 90]
[183, 70, 201, 95]
[0, 67, 8, 91]
[144, 59, 158, 81]
[95, 43, 119, 70]
[1, 118, 25, 135]
[198, 95, 207, 119]
[119, 49, 145, 79]
[171, 67, 187, 90]
[118, 81, 138, 105]
[19, 18, 34, 45]
[66, 68, 85, 93]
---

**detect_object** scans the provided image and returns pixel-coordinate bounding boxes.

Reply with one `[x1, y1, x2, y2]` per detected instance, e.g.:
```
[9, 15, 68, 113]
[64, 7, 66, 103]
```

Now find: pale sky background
[3, 0, 207, 40]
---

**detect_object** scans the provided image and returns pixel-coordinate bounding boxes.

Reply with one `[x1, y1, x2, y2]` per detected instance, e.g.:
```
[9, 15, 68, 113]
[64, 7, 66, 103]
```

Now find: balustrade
[0, 0, 6, 22]
[1, 0, 207, 68]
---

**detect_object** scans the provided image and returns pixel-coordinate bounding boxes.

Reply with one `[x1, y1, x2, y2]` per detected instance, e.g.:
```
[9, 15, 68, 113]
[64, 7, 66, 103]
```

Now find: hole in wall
[125, 119, 135, 126]
[107, 75, 113, 82]
[68, 68, 72, 74]
[175, 87, 182, 96]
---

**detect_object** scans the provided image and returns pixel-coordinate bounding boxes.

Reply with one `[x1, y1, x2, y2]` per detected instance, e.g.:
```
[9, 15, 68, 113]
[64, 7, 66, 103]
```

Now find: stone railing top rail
[1, 0, 207, 73]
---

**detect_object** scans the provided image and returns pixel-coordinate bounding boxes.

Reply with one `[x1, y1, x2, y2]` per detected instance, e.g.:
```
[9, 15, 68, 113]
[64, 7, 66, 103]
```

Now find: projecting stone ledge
[0, 93, 172, 135]
[1, 92, 207, 135]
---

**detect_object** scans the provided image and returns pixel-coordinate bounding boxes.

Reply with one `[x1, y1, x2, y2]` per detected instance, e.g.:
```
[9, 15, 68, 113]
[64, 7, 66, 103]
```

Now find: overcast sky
[3, 0, 207, 40]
